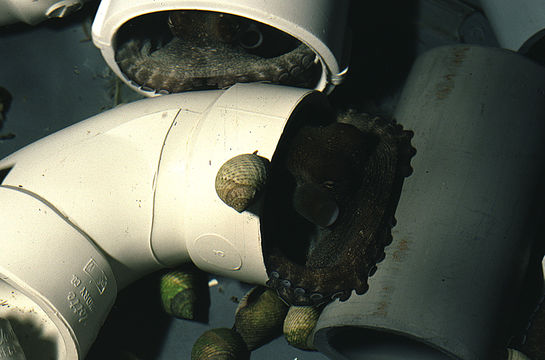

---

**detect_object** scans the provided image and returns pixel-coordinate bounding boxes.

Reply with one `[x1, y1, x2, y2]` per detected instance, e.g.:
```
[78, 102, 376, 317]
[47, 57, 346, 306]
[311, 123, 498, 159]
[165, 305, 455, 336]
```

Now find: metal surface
[313, 45, 545, 360]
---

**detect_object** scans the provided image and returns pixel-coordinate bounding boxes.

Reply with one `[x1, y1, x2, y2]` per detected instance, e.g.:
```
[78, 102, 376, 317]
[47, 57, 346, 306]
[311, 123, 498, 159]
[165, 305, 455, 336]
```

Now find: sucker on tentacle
[114, 10, 320, 94]
[262, 110, 415, 306]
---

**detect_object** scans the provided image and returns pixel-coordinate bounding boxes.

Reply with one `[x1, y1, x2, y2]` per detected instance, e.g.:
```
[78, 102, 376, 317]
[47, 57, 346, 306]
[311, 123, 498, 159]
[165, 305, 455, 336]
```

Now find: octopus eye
[322, 180, 335, 190]
[239, 24, 263, 49]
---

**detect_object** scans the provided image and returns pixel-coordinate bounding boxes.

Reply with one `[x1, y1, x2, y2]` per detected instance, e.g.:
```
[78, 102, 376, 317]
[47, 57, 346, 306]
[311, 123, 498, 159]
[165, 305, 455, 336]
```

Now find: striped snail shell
[283, 305, 322, 350]
[159, 268, 210, 322]
[191, 328, 250, 360]
[233, 286, 289, 350]
[507, 349, 531, 360]
[215, 152, 270, 212]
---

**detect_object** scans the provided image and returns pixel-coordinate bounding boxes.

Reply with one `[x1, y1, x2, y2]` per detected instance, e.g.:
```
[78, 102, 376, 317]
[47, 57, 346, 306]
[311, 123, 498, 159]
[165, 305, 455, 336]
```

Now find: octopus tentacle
[263, 111, 415, 306]
[114, 11, 319, 93]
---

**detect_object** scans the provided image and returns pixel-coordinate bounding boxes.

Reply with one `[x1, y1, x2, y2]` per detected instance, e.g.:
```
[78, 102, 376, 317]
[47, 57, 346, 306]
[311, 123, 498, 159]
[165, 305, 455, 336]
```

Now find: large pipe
[313, 45, 545, 359]
[480, 0, 545, 63]
[0, 0, 89, 26]
[0, 83, 329, 359]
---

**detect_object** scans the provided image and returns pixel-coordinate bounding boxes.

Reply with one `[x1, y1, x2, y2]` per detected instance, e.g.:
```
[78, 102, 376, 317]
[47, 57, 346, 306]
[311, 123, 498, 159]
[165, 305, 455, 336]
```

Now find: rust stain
[435, 81, 453, 100]
[391, 238, 409, 262]
[452, 46, 470, 65]
[435, 46, 470, 100]
[372, 286, 392, 317]
[374, 300, 388, 317]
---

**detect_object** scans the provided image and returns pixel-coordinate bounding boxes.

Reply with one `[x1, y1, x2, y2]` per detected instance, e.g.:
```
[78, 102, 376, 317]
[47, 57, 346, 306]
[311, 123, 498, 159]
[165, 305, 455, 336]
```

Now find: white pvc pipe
[0, 83, 327, 359]
[313, 45, 545, 360]
[91, 0, 350, 95]
[480, 0, 545, 54]
[0, 0, 89, 26]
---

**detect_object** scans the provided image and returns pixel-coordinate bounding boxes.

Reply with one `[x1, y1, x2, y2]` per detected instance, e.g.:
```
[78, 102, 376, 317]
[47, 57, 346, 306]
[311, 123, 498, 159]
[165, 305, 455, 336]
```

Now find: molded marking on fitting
[65, 259, 111, 327]
[193, 234, 242, 271]
[83, 259, 109, 295]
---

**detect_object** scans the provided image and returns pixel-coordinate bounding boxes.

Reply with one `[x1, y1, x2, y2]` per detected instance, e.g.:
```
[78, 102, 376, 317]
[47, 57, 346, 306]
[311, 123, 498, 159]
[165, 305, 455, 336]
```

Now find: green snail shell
[215, 152, 270, 212]
[192, 328, 250, 360]
[160, 268, 210, 322]
[233, 286, 289, 350]
[507, 349, 531, 360]
[283, 305, 322, 350]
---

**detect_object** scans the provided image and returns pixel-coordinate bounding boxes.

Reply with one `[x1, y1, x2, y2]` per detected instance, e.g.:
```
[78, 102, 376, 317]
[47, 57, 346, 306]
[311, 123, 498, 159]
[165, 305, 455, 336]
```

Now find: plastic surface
[480, 0, 545, 54]
[151, 84, 321, 286]
[0, 0, 87, 26]
[91, 0, 350, 96]
[0, 83, 322, 358]
[0, 187, 118, 360]
[313, 45, 545, 360]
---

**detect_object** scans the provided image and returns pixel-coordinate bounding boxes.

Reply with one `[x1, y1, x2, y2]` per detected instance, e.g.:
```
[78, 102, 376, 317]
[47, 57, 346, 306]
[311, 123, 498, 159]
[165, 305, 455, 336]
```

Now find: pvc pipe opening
[111, 10, 322, 95]
[0, 281, 67, 359]
[327, 327, 453, 360]
[92, 0, 350, 96]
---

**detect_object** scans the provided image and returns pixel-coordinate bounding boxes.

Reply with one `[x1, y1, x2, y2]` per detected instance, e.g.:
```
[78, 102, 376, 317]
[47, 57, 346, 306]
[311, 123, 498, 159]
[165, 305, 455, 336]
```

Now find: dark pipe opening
[327, 327, 454, 360]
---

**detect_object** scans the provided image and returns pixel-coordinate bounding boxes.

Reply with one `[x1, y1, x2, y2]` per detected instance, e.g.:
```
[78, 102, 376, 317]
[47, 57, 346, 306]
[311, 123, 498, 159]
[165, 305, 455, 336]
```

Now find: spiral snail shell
[507, 349, 531, 360]
[283, 305, 322, 350]
[215, 152, 270, 212]
[191, 328, 250, 360]
[233, 286, 289, 350]
[159, 268, 210, 322]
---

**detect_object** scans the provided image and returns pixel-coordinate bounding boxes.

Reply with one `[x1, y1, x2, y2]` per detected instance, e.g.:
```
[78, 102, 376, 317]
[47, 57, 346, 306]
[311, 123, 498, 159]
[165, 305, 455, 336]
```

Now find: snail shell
[233, 286, 289, 350]
[191, 328, 250, 360]
[160, 268, 210, 322]
[215, 153, 270, 212]
[507, 349, 531, 360]
[283, 305, 322, 350]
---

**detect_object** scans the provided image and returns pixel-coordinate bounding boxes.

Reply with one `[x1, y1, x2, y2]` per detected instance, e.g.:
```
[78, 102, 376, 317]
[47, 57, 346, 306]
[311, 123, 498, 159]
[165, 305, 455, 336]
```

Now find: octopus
[114, 11, 321, 94]
[261, 110, 415, 306]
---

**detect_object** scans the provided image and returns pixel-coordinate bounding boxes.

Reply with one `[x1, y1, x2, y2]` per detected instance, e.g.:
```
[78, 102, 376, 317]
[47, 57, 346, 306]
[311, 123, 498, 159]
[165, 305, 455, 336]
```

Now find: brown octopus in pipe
[262, 111, 415, 306]
[114, 10, 321, 94]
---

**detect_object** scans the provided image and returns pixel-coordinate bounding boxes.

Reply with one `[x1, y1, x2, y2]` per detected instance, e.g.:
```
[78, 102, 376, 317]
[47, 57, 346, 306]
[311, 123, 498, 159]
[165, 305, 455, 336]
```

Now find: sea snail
[159, 268, 210, 322]
[233, 286, 289, 351]
[283, 305, 322, 350]
[215, 152, 270, 212]
[191, 328, 250, 360]
[507, 349, 531, 360]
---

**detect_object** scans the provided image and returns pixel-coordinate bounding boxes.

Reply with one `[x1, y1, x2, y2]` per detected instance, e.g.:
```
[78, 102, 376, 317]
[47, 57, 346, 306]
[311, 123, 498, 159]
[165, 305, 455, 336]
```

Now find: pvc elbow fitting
[0, 83, 328, 359]
[91, 0, 350, 95]
[0, 0, 88, 26]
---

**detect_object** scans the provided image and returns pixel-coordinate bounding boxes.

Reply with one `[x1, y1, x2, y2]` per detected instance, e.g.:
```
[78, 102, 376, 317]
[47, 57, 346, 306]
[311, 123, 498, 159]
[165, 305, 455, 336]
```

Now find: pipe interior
[328, 327, 454, 360]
